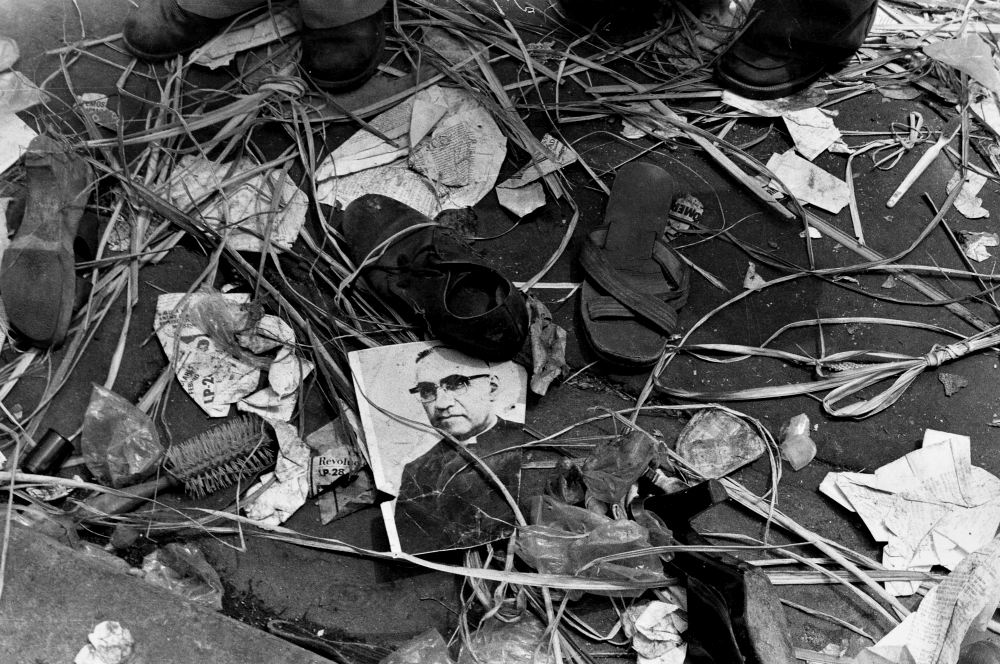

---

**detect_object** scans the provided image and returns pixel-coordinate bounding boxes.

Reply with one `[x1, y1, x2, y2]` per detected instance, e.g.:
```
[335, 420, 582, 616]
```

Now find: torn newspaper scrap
[191, 8, 300, 69]
[853, 534, 1000, 664]
[821, 429, 1000, 596]
[165, 155, 307, 252]
[766, 150, 849, 214]
[155, 294, 312, 419]
[498, 133, 577, 189]
[315, 85, 506, 218]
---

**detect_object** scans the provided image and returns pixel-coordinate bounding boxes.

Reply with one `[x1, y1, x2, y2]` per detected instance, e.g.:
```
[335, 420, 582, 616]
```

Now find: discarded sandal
[579, 162, 689, 367]
[0, 136, 94, 349]
[342, 195, 529, 362]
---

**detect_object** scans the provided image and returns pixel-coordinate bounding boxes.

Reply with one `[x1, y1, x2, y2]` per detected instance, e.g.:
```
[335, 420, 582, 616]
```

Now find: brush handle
[886, 139, 946, 208]
[76, 475, 179, 519]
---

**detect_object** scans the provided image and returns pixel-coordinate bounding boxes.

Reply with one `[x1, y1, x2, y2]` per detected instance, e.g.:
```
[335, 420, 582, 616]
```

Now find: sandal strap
[580, 238, 679, 334]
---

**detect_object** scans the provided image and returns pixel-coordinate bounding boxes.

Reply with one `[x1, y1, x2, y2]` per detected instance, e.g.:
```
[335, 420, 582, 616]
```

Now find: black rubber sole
[715, 62, 826, 100]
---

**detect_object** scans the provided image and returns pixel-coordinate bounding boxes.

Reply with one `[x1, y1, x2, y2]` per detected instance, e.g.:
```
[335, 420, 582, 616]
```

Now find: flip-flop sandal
[342, 194, 529, 362]
[579, 162, 690, 367]
[0, 136, 94, 349]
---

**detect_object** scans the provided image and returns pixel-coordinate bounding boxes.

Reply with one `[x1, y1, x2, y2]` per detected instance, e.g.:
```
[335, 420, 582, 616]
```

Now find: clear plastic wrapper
[380, 628, 454, 664]
[581, 430, 657, 505]
[458, 613, 554, 664]
[141, 542, 224, 610]
[81, 384, 163, 488]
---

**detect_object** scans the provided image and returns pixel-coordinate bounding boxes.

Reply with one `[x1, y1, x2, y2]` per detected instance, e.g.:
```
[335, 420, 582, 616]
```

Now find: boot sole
[715, 62, 826, 100]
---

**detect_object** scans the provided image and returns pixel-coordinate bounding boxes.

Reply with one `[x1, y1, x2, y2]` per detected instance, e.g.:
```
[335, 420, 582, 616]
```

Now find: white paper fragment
[268, 351, 314, 396]
[766, 150, 850, 214]
[76, 93, 119, 130]
[743, 262, 767, 290]
[155, 293, 259, 417]
[499, 133, 577, 189]
[0, 113, 36, 175]
[315, 86, 506, 218]
[244, 420, 310, 525]
[784, 108, 842, 160]
[410, 96, 448, 147]
[947, 170, 990, 219]
[622, 601, 687, 664]
[799, 227, 822, 239]
[192, 8, 300, 69]
[0, 70, 47, 114]
[721, 88, 828, 117]
[75, 621, 134, 664]
[882, 276, 896, 289]
[166, 156, 307, 252]
[496, 181, 545, 218]
[0, 36, 18, 71]
[821, 431, 1000, 597]
[960, 231, 999, 262]
[855, 536, 1000, 664]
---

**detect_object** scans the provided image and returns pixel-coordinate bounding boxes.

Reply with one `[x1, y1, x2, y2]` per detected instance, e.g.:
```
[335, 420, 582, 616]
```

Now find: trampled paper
[315, 85, 506, 218]
[191, 9, 300, 69]
[821, 430, 1000, 596]
[766, 150, 850, 214]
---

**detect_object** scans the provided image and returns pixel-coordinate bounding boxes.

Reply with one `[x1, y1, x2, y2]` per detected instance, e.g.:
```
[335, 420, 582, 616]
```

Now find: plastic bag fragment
[675, 409, 765, 479]
[141, 542, 224, 610]
[81, 385, 164, 488]
[380, 628, 454, 664]
[458, 613, 554, 664]
[582, 430, 657, 505]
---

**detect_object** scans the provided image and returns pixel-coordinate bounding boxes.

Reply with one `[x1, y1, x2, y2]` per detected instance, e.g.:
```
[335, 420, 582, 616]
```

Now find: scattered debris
[939, 372, 969, 396]
[675, 409, 766, 479]
[75, 93, 120, 130]
[821, 430, 1000, 595]
[959, 231, 999, 262]
[779, 414, 816, 471]
[75, 621, 134, 664]
[81, 385, 163, 489]
[743, 262, 767, 290]
[621, 600, 687, 664]
[766, 150, 850, 214]
[783, 108, 843, 160]
[191, 8, 300, 69]
[141, 543, 224, 610]
[947, 170, 990, 219]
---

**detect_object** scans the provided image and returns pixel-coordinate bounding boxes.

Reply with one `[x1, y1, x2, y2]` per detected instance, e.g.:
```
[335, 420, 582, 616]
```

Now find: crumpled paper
[165, 155, 308, 252]
[244, 420, 311, 526]
[622, 601, 688, 664]
[155, 292, 313, 419]
[75, 621, 134, 664]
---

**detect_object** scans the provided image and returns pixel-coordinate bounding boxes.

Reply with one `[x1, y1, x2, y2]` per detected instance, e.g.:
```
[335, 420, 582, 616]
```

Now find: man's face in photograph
[413, 349, 498, 441]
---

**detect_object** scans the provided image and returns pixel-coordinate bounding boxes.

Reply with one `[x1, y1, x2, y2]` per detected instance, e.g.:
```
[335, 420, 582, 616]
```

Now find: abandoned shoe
[579, 162, 689, 368]
[301, 12, 385, 92]
[342, 195, 529, 362]
[122, 0, 228, 61]
[716, 39, 827, 100]
[0, 136, 94, 349]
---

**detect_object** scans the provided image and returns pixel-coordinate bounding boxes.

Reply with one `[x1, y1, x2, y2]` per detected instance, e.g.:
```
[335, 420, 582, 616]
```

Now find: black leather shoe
[122, 0, 228, 61]
[716, 39, 827, 100]
[343, 195, 529, 362]
[301, 12, 385, 91]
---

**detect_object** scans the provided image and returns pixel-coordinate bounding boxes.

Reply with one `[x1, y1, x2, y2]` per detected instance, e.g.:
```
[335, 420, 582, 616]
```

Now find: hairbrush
[164, 414, 276, 498]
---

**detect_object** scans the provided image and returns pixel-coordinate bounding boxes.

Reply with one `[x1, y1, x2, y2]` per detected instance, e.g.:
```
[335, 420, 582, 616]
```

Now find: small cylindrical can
[21, 429, 75, 475]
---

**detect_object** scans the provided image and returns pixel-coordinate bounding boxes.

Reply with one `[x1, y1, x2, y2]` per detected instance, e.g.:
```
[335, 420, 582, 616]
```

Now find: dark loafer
[122, 0, 228, 61]
[343, 195, 529, 362]
[301, 12, 385, 92]
[716, 39, 827, 100]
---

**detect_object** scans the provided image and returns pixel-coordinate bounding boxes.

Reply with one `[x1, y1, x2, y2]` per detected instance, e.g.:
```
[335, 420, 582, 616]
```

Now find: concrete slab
[0, 522, 329, 664]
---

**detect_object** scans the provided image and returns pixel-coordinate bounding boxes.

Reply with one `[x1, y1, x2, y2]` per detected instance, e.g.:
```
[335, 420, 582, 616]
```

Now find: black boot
[716, 0, 878, 99]
[122, 0, 229, 61]
[301, 12, 385, 92]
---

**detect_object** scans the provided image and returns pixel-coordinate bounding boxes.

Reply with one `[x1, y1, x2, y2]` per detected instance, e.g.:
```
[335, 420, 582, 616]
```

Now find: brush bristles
[164, 415, 276, 498]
